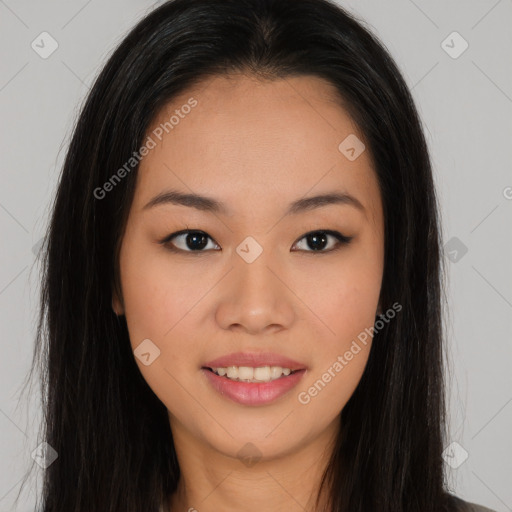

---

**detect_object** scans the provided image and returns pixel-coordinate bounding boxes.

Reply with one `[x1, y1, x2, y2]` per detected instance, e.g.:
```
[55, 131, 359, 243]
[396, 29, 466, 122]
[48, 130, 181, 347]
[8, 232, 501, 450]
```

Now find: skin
[113, 73, 385, 512]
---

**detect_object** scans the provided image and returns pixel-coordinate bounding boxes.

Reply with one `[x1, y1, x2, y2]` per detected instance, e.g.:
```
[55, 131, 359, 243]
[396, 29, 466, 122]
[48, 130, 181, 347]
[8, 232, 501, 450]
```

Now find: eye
[160, 229, 220, 253]
[291, 230, 352, 253]
[160, 228, 352, 254]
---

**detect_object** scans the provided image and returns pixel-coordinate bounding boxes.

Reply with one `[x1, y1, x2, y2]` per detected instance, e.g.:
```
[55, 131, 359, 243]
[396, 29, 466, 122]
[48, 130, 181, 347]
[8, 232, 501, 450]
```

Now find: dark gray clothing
[452, 494, 497, 512]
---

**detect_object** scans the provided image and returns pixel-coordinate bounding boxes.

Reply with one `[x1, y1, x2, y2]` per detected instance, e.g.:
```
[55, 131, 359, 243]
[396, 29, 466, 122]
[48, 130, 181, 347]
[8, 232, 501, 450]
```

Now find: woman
[24, 0, 496, 510]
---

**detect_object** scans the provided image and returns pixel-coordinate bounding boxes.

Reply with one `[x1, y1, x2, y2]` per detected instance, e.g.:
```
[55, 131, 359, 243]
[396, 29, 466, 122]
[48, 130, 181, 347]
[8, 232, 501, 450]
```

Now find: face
[113, 73, 384, 462]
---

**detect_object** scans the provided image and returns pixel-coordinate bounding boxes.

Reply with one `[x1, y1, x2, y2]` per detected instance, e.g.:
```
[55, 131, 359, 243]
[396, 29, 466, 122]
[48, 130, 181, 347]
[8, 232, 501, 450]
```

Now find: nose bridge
[233, 230, 278, 285]
[234, 239, 282, 304]
[237, 248, 277, 293]
[216, 238, 295, 333]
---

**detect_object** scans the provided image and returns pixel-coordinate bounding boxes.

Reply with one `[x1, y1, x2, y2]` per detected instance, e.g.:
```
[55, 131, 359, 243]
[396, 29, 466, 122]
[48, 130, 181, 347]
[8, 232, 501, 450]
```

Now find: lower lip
[201, 368, 307, 406]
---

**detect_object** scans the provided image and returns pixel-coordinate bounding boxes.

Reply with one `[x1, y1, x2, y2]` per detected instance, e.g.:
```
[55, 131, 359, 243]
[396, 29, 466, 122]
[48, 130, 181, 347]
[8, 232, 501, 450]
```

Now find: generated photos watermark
[93, 97, 198, 200]
[297, 301, 402, 405]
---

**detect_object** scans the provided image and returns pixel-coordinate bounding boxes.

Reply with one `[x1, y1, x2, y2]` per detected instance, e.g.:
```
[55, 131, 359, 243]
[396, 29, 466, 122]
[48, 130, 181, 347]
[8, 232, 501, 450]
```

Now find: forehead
[134, 73, 379, 221]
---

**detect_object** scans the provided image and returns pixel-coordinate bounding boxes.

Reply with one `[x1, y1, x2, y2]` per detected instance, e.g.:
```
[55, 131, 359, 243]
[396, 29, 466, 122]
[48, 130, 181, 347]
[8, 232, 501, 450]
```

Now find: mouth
[201, 365, 302, 383]
[202, 351, 307, 373]
[200, 365, 307, 406]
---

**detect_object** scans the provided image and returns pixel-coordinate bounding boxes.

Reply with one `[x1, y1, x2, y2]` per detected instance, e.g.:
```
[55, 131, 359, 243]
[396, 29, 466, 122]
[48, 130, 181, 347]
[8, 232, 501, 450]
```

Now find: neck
[167, 416, 338, 512]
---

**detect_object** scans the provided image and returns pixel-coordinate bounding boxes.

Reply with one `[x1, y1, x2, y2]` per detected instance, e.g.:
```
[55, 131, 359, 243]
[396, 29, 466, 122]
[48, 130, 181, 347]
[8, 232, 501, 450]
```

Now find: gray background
[0, 0, 511, 510]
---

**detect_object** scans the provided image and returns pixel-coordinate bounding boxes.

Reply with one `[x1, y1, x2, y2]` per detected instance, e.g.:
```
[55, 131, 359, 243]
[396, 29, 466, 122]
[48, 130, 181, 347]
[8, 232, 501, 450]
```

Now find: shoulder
[464, 502, 497, 512]
[449, 494, 497, 512]
[462, 501, 497, 512]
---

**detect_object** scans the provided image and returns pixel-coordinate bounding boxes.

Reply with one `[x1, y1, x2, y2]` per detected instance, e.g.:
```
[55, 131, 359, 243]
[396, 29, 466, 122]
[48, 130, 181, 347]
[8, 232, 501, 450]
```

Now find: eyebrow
[142, 188, 366, 216]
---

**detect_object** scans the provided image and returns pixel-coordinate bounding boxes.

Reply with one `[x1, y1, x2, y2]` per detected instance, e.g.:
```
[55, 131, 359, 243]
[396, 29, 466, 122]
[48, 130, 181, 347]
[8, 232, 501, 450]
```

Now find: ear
[112, 290, 125, 316]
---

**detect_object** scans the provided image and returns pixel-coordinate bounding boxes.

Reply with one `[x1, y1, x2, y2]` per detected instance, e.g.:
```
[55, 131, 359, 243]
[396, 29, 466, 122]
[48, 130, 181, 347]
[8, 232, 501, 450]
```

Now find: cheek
[118, 244, 203, 408]
[119, 241, 192, 352]
[324, 276, 379, 349]
[297, 251, 382, 351]
[295, 281, 375, 418]
[293, 248, 381, 413]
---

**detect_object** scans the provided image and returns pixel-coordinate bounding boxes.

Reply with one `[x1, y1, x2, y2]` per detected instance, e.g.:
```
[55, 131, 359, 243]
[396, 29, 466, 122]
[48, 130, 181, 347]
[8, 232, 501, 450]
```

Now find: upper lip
[202, 352, 307, 371]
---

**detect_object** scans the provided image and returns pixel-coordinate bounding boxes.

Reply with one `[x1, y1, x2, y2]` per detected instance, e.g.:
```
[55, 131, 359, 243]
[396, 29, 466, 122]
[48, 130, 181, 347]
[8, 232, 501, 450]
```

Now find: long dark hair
[20, 0, 461, 510]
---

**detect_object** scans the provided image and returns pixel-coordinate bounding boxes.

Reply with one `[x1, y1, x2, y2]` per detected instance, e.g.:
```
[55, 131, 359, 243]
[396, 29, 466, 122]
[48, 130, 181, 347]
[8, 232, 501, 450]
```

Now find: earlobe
[112, 293, 125, 316]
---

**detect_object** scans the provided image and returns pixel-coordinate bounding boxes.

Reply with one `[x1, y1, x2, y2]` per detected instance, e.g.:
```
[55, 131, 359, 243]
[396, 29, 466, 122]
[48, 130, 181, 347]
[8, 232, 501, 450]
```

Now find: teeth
[210, 365, 296, 382]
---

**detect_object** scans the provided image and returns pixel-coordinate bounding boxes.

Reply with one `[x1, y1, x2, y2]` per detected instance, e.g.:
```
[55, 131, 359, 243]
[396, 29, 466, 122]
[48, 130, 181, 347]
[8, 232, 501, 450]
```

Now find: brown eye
[161, 230, 220, 253]
[292, 230, 352, 253]
[160, 229, 352, 255]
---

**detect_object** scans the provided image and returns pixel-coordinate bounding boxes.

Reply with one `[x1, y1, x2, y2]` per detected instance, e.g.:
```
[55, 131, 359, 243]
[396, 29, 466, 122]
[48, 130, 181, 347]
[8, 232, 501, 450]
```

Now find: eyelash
[159, 228, 353, 254]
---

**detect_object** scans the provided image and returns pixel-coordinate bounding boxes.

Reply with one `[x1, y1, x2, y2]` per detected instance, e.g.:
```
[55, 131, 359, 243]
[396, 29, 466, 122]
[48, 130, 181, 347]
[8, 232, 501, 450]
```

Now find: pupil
[308, 232, 327, 251]
[187, 232, 208, 250]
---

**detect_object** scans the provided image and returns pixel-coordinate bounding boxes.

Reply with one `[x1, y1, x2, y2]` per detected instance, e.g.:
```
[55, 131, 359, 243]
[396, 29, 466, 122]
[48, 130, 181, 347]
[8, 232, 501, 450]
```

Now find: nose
[215, 249, 296, 335]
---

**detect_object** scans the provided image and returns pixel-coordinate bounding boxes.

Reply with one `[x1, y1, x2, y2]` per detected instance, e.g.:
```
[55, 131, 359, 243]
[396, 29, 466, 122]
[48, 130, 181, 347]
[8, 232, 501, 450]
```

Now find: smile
[201, 367, 307, 406]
